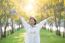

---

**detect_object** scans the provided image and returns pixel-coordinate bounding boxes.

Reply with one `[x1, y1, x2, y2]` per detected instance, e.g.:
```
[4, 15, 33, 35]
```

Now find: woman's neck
[30, 24, 35, 27]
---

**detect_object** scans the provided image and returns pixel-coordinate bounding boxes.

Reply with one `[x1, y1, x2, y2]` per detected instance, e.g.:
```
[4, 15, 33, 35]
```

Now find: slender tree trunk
[11, 19, 14, 34]
[50, 23, 53, 32]
[19, 23, 21, 29]
[54, 11, 59, 35]
[63, 20, 65, 37]
[0, 24, 3, 39]
[3, 19, 8, 37]
[4, 24, 7, 37]
[63, 6, 65, 37]
[57, 12, 61, 36]
[56, 16, 61, 36]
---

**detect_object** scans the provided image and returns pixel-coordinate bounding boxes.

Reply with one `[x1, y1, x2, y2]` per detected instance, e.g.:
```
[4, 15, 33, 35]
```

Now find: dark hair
[30, 17, 37, 25]
[33, 18, 36, 25]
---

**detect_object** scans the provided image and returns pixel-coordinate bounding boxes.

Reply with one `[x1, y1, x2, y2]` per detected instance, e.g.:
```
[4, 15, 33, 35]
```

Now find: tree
[63, 7, 65, 37]
[49, 0, 64, 36]
[0, 0, 14, 37]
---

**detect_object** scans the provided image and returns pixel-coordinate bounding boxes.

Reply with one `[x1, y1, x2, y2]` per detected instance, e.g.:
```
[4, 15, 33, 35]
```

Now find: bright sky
[11, 0, 49, 17]
[23, 0, 35, 12]
[21, 0, 37, 17]
[21, 0, 50, 17]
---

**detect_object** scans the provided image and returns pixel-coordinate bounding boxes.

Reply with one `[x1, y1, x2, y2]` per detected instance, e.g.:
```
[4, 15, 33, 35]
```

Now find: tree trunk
[19, 23, 20, 29]
[50, 23, 53, 32]
[56, 15, 61, 36]
[4, 24, 7, 37]
[56, 13, 61, 36]
[54, 11, 60, 36]
[0, 24, 3, 39]
[3, 21, 8, 37]
[11, 19, 14, 34]
[3, 18, 9, 37]
[63, 20, 65, 37]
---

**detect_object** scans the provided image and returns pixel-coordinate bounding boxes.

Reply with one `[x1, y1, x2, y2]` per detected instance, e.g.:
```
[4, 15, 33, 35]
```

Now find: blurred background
[0, 0, 65, 43]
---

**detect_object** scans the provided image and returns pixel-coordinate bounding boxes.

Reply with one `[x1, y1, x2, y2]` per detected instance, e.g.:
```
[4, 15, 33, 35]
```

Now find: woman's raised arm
[35, 17, 52, 30]
[35, 19, 47, 30]
[20, 17, 31, 30]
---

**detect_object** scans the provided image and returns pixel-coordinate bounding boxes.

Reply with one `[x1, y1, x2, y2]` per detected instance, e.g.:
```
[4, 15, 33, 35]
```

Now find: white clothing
[20, 17, 47, 43]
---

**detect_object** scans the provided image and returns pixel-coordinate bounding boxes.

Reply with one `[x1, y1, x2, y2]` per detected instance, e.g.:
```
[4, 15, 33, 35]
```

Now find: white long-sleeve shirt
[20, 17, 49, 43]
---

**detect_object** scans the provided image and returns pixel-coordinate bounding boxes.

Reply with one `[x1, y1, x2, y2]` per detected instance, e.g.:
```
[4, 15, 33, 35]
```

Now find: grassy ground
[0, 29, 65, 43]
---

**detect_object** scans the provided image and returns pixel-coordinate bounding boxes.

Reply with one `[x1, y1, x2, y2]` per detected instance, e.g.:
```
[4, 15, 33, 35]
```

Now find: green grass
[0, 29, 65, 43]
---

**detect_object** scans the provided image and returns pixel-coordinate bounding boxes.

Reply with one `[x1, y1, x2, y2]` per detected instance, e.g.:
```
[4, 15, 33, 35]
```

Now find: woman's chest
[27, 28, 39, 34]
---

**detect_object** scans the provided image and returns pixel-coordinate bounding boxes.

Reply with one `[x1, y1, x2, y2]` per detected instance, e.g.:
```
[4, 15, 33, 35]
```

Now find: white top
[20, 17, 48, 43]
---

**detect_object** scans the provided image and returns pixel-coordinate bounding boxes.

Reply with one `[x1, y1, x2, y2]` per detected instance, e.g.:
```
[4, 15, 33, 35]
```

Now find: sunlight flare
[21, 0, 36, 17]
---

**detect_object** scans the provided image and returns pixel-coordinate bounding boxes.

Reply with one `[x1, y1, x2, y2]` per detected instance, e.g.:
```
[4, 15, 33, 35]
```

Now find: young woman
[20, 16, 47, 43]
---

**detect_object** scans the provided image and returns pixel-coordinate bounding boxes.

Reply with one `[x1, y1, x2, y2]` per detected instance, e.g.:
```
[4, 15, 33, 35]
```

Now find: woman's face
[29, 18, 35, 26]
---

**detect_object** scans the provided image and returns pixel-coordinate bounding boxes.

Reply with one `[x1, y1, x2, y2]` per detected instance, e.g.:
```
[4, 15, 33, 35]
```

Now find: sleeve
[20, 17, 31, 30]
[35, 17, 52, 30]
[35, 19, 47, 30]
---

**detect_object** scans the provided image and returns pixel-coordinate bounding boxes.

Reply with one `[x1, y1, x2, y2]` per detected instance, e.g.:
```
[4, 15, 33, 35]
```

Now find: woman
[20, 16, 47, 43]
